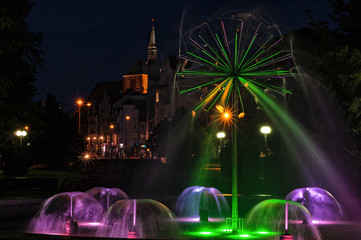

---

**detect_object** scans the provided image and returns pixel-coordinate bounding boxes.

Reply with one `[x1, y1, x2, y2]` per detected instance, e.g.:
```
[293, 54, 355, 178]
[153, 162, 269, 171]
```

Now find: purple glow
[176, 217, 225, 222]
[86, 187, 127, 211]
[27, 192, 104, 234]
[285, 187, 343, 221]
[97, 199, 179, 238]
[78, 222, 104, 227]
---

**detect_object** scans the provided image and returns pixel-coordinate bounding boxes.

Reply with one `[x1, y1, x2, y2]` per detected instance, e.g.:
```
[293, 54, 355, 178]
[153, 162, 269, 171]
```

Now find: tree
[30, 94, 82, 169]
[328, 0, 361, 49]
[0, 0, 43, 175]
[290, 0, 361, 180]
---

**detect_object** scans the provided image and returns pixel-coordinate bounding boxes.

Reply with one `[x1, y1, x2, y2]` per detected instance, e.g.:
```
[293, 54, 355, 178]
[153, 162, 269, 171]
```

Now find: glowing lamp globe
[15, 130, 27, 136]
[260, 126, 271, 134]
[217, 132, 226, 139]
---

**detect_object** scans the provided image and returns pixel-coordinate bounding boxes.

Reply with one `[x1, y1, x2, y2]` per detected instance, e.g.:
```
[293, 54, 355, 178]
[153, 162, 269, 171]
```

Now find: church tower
[147, 19, 157, 64]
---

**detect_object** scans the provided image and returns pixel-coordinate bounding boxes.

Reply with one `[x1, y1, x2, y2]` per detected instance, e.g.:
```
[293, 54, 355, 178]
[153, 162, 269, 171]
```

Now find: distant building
[86, 81, 122, 155]
[83, 21, 207, 158]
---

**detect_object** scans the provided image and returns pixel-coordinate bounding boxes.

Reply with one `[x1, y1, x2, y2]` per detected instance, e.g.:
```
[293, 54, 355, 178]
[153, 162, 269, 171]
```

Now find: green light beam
[234, 31, 238, 67]
[240, 69, 293, 77]
[241, 51, 282, 72]
[236, 83, 245, 113]
[241, 77, 292, 94]
[179, 77, 225, 94]
[235, 21, 244, 67]
[238, 32, 257, 69]
[188, 36, 231, 71]
[237, 23, 261, 69]
[215, 33, 232, 66]
[221, 21, 232, 61]
[242, 53, 292, 72]
[206, 82, 228, 111]
[192, 78, 228, 111]
[199, 35, 232, 71]
[179, 70, 228, 76]
[187, 51, 228, 72]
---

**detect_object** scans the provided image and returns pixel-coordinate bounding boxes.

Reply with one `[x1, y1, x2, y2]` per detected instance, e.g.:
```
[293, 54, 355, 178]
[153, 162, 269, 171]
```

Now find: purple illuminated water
[175, 186, 230, 222]
[27, 192, 104, 234]
[285, 187, 343, 221]
[86, 187, 128, 210]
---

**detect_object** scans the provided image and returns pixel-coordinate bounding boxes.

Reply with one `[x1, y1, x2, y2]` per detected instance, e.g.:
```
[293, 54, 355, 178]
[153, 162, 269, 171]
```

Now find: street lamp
[15, 130, 27, 146]
[124, 115, 130, 148]
[217, 132, 226, 139]
[260, 126, 272, 152]
[76, 98, 84, 134]
[216, 132, 226, 157]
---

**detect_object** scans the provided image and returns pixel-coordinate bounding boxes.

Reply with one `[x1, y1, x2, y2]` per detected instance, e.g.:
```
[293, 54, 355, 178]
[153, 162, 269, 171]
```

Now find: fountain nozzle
[65, 218, 78, 234]
[280, 202, 293, 239]
[280, 233, 294, 240]
[128, 226, 139, 239]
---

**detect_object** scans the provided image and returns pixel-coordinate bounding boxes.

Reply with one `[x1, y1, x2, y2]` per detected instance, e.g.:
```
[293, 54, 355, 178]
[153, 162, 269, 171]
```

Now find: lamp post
[76, 99, 84, 134]
[260, 126, 272, 153]
[86, 102, 91, 136]
[15, 130, 27, 146]
[216, 102, 239, 232]
[216, 132, 226, 157]
[124, 115, 130, 149]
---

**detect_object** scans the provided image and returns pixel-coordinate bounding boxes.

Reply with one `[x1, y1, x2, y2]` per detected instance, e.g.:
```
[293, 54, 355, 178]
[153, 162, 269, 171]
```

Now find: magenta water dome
[97, 199, 179, 239]
[285, 187, 343, 221]
[86, 187, 128, 211]
[27, 192, 104, 234]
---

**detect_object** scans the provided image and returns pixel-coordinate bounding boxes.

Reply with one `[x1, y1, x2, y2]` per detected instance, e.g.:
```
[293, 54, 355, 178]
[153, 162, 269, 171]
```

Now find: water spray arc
[177, 12, 293, 232]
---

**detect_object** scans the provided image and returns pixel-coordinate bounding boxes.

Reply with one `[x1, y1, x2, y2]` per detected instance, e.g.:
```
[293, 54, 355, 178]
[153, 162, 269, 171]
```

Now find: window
[155, 91, 159, 102]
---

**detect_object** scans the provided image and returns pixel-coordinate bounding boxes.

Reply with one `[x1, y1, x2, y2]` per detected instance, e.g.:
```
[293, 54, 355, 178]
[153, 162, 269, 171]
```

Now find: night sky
[27, 0, 331, 112]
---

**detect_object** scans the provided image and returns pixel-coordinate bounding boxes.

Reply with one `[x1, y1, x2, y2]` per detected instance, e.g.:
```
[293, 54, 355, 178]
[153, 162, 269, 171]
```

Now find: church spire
[147, 19, 157, 63]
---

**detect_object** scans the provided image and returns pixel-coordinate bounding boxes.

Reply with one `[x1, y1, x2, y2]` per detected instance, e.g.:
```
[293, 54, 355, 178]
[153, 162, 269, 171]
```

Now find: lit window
[155, 91, 159, 102]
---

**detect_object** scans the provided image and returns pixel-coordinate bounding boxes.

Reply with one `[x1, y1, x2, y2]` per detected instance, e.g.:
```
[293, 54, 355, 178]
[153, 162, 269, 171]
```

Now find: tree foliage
[0, 0, 43, 175]
[291, 0, 361, 179]
[30, 94, 81, 169]
[0, 0, 42, 147]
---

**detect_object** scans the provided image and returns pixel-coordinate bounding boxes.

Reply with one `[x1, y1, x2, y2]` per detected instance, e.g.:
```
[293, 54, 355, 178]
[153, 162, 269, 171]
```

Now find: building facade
[83, 22, 207, 158]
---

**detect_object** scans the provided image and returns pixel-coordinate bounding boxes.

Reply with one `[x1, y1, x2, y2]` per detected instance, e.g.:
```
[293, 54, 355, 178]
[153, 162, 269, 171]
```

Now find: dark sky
[27, 0, 331, 112]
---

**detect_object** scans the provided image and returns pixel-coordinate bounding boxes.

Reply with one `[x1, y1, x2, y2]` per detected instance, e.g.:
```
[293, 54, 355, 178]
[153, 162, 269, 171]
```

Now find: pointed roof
[147, 19, 158, 63]
[148, 19, 156, 49]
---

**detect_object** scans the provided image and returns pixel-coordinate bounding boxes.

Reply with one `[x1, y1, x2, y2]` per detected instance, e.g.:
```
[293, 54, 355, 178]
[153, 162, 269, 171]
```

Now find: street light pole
[260, 126, 272, 153]
[216, 132, 225, 157]
[15, 130, 27, 146]
[231, 86, 239, 232]
[76, 99, 84, 134]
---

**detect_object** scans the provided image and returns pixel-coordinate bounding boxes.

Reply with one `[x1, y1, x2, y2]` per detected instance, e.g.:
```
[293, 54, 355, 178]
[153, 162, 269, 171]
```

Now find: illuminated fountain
[176, 10, 293, 233]
[174, 8, 361, 238]
[96, 199, 179, 239]
[86, 187, 128, 211]
[22, 9, 361, 240]
[27, 192, 179, 239]
[175, 186, 230, 222]
[244, 199, 321, 240]
[27, 192, 104, 235]
[285, 187, 343, 222]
